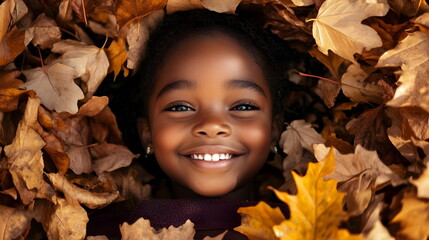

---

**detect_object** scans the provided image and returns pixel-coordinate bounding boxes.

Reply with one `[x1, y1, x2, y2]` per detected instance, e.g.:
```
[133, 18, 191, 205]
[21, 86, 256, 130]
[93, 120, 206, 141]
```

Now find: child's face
[144, 33, 274, 197]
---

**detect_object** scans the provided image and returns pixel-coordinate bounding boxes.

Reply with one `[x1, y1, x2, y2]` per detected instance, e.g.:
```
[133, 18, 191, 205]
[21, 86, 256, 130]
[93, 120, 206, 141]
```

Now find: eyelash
[164, 101, 260, 112]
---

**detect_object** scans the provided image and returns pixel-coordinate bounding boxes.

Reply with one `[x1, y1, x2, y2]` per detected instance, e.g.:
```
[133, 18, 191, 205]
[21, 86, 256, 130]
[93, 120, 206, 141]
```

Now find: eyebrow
[156, 80, 195, 99]
[226, 79, 266, 96]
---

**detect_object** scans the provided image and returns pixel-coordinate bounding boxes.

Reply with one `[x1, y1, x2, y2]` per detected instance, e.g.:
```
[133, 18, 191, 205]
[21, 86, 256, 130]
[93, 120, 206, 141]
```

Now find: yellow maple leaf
[106, 37, 129, 80]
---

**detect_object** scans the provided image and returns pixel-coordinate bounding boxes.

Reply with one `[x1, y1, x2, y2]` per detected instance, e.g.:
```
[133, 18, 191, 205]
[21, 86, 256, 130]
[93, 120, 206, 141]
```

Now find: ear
[137, 117, 152, 147]
[270, 114, 283, 148]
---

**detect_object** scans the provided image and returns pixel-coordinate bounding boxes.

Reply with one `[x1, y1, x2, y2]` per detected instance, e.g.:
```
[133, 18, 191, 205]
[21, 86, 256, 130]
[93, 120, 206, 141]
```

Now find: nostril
[198, 131, 207, 135]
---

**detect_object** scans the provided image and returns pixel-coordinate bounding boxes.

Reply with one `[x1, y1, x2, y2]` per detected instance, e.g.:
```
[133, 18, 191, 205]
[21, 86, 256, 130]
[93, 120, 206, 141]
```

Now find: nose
[192, 113, 231, 138]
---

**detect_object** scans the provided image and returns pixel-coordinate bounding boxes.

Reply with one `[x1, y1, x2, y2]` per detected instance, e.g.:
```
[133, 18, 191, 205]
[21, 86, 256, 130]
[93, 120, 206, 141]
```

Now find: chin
[190, 182, 235, 197]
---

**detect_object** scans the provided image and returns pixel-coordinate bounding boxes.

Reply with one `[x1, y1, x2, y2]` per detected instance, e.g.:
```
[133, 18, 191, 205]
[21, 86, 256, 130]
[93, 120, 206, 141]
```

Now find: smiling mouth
[187, 153, 238, 162]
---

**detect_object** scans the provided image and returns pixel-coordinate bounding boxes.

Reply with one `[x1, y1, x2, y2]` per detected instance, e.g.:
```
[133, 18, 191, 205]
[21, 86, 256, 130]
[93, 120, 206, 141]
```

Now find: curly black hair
[136, 9, 295, 119]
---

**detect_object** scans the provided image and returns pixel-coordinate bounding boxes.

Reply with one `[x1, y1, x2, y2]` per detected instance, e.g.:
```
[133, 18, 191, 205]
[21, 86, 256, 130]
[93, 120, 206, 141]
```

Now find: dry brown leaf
[0, 88, 34, 112]
[37, 106, 68, 132]
[309, 47, 345, 80]
[314, 144, 404, 215]
[341, 64, 384, 104]
[387, 0, 426, 17]
[90, 105, 123, 144]
[391, 188, 429, 240]
[90, 142, 139, 175]
[0, 26, 25, 66]
[23, 63, 84, 114]
[0, 0, 14, 42]
[0, 70, 24, 89]
[290, 0, 314, 6]
[116, 0, 167, 31]
[0, 205, 32, 240]
[166, 0, 203, 13]
[52, 39, 109, 97]
[86, 236, 109, 240]
[38, 198, 89, 240]
[311, 0, 389, 64]
[10, 0, 28, 25]
[106, 37, 128, 80]
[77, 96, 109, 117]
[47, 173, 119, 209]
[24, 13, 61, 49]
[124, 10, 164, 70]
[120, 218, 195, 240]
[235, 202, 285, 240]
[376, 13, 429, 112]
[200, 0, 241, 13]
[41, 133, 70, 175]
[4, 97, 45, 205]
[411, 162, 429, 199]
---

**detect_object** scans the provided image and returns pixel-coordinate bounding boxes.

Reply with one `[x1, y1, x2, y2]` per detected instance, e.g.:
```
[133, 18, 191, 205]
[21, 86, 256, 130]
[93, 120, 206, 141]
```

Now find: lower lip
[185, 155, 239, 169]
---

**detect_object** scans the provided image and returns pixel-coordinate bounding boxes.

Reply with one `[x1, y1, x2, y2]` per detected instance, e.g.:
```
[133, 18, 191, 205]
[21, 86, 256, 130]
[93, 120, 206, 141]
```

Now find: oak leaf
[23, 63, 84, 114]
[391, 188, 429, 240]
[106, 37, 128, 80]
[4, 97, 45, 205]
[313, 144, 403, 215]
[47, 173, 119, 209]
[24, 13, 61, 49]
[0, 26, 25, 66]
[311, 0, 389, 64]
[271, 148, 362, 240]
[376, 13, 429, 113]
[235, 201, 286, 240]
[0, 205, 32, 240]
[120, 218, 195, 240]
[116, 0, 167, 31]
[52, 39, 109, 97]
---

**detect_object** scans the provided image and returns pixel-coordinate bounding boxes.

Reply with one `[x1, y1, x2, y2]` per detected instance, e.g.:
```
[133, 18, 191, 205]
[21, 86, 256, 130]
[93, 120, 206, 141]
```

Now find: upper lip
[181, 145, 246, 156]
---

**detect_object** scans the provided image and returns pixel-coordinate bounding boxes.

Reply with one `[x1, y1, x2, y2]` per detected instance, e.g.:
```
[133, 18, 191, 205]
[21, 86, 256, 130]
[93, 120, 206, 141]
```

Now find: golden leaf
[116, 0, 167, 31]
[120, 218, 195, 240]
[271, 148, 362, 240]
[0, 26, 25, 66]
[0, 205, 32, 240]
[106, 37, 128, 80]
[235, 201, 286, 240]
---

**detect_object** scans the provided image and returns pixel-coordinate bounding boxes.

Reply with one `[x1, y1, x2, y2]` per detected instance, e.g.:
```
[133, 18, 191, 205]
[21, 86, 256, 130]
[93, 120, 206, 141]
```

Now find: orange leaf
[0, 26, 25, 66]
[0, 88, 35, 112]
[116, 0, 167, 31]
[106, 37, 128, 80]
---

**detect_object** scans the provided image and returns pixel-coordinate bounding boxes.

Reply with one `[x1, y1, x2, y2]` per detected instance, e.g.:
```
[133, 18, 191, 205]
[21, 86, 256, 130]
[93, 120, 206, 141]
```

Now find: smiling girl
[89, 9, 293, 240]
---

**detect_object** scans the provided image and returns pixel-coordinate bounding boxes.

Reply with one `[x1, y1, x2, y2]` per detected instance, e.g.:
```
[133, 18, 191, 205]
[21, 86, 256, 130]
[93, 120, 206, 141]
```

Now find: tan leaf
[166, 0, 203, 13]
[0, 205, 32, 240]
[0, 26, 25, 66]
[411, 162, 429, 199]
[38, 198, 89, 240]
[387, 0, 426, 17]
[290, 0, 314, 6]
[47, 173, 119, 209]
[0, 70, 24, 89]
[0, 0, 14, 42]
[309, 47, 345, 80]
[311, 0, 389, 64]
[376, 13, 429, 112]
[24, 13, 61, 49]
[314, 144, 404, 215]
[23, 63, 84, 114]
[120, 218, 195, 240]
[106, 37, 128, 80]
[90, 142, 139, 175]
[391, 188, 429, 240]
[116, 0, 167, 31]
[77, 96, 109, 117]
[341, 64, 384, 104]
[0, 88, 35, 112]
[86, 236, 109, 240]
[52, 39, 109, 97]
[203, 231, 227, 240]
[235, 202, 285, 240]
[89, 105, 123, 144]
[200, 0, 241, 13]
[4, 97, 45, 205]
[10, 0, 28, 25]
[124, 10, 164, 70]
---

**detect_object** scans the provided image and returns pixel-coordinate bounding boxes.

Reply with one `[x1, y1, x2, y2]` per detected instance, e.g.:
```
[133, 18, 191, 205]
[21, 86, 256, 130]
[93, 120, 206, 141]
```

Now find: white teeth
[190, 153, 234, 161]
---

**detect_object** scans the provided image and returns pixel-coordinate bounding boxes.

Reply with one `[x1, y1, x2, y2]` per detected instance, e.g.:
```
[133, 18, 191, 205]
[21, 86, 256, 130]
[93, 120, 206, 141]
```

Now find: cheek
[236, 119, 272, 149]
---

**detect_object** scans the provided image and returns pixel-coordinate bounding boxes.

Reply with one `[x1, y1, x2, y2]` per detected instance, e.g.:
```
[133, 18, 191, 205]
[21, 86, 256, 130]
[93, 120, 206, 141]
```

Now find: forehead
[153, 33, 268, 91]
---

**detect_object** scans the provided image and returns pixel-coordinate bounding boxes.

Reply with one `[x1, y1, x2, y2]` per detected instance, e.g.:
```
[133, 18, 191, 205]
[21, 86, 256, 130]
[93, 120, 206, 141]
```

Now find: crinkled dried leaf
[91, 142, 139, 175]
[23, 63, 84, 114]
[235, 201, 285, 240]
[203, 231, 227, 240]
[411, 162, 429, 199]
[166, 0, 203, 13]
[387, 0, 427, 17]
[52, 39, 109, 97]
[89, 105, 123, 144]
[341, 64, 384, 104]
[47, 173, 119, 209]
[0, 26, 25, 66]
[77, 96, 109, 117]
[116, 0, 167, 31]
[4, 97, 45, 205]
[120, 218, 195, 240]
[392, 188, 429, 240]
[41, 133, 70, 175]
[314, 144, 403, 215]
[24, 13, 61, 49]
[0, 205, 32, 240]
[290, 0, 314, 6]
[0, 88, 34, 112]
[376, 13, 429, 112]
[311, 0, 389, 64]
[0, 0, 13, 42]
[0, 70, 24, 89]
[200, 0, 241, 13]
[10, 0, 28, 25]
[271, 148, 362, 240]
[106, 37, 128, 80]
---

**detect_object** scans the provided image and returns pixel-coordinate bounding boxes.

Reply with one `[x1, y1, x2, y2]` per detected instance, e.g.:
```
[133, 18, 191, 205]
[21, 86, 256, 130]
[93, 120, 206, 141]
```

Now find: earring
[272, 145, 278, 154]
[145, 146, 153, 157]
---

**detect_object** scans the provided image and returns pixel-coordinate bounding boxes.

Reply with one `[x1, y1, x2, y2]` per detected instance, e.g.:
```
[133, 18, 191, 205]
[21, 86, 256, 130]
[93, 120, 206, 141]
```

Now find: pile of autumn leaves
[1, 0, 429, 239]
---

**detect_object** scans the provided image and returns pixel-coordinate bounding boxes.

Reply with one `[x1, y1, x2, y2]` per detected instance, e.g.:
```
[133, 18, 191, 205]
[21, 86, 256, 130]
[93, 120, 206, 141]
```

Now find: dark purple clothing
[87, 199, 288, 239]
